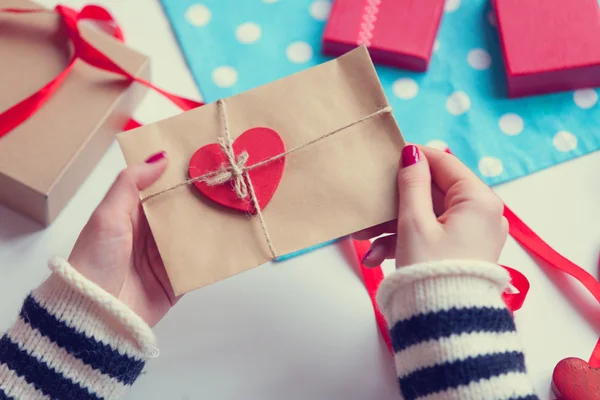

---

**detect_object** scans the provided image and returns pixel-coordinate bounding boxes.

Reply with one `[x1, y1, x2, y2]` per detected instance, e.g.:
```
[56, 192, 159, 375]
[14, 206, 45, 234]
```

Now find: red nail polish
[401, 145, 420, 168]
[361, 248, 372, 264]
[145, 151, 166, 164]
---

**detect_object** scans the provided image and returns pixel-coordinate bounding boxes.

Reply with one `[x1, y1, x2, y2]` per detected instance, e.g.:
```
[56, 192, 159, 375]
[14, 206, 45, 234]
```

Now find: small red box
[494, 0, 600, 98]
[322, 0, 445, 72]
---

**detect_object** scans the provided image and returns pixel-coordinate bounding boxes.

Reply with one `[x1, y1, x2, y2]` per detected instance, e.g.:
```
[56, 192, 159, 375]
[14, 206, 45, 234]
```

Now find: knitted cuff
[47, 257, 158, 357]
[376, 260, 510, 324]
[376, 260, 537, 400]
[0, 258, 157, 400]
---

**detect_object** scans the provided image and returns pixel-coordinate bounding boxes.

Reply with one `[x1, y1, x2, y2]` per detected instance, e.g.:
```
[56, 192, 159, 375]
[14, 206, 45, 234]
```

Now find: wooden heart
[188, 127, 285, 214]
[553, 358, 600, 400]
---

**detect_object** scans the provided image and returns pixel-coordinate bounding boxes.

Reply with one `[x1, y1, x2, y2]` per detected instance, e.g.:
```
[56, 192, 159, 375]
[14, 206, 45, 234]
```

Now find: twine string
[243, 168, 277, 258]
[214, 99, 277, 256]
[141, 104, 392, 204]
[140, 101, 393, 259]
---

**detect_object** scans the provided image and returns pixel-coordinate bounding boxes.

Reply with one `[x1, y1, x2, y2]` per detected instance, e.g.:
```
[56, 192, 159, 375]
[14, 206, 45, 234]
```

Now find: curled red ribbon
[352, 239, 393, 352]
[0, 4, 203, 139]
[444, 150, 600, 367]
[504, 205, 600, 368]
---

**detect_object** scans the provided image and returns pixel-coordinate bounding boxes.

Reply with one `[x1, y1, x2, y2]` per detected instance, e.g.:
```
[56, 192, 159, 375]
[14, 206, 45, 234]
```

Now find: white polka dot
[499, 113, 524, 136]
[487, 10, 497, 26]
[212, 66, 237, 88]
[426, 140, 449, 150]
[286, 41, 313, 63]
[478, 157, 503, 177]
[446, 91, 471, 116]
[445, 0, 461, 12]
[392, 78, 419, 100]
[309, 1, 331, 20]
[553, 131, 578, 152]
[434, 40, 440, 53]
[185, 4, 211, 27]
[573, 89, 598, 109]
[235, 22, 262, 44]
[467, 49, 491, 70]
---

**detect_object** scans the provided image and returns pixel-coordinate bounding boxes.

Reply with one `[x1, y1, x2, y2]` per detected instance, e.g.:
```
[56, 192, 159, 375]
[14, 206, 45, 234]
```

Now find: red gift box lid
[323, 0, 445, 71]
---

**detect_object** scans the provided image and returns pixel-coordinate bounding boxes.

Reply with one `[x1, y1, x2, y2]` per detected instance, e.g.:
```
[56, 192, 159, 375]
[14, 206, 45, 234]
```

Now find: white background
[1, 1, 599, 399]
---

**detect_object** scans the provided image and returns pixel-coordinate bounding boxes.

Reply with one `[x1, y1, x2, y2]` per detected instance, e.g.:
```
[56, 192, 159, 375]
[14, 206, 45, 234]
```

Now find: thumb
[397, 145, 435, 225]
[101, 151, 168, 212]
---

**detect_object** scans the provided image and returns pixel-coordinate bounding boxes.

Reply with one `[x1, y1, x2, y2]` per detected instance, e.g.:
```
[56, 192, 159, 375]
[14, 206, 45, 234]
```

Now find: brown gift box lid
[0, 0, 150, 226]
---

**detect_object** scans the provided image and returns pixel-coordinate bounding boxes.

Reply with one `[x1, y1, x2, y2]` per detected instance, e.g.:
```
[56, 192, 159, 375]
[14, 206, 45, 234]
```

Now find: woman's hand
[68, 151, 175, 327]
[353, 145, 508, 267]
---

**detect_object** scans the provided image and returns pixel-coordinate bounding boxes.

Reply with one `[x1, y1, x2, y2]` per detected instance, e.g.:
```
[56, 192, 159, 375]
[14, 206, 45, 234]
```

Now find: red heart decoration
[188, 127, 285, 214]
[552, 358, 600, 400]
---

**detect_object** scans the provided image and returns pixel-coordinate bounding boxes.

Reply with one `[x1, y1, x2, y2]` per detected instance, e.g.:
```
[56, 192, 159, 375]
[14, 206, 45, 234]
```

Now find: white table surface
[1, 1, 599, 399]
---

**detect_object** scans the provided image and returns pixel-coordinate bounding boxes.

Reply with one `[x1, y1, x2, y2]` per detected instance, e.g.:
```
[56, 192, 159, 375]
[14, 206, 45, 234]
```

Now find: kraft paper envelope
[118, 47, 405, 296]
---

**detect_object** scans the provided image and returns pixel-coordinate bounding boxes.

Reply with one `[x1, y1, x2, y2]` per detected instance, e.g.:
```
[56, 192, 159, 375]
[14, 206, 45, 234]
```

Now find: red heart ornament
[188, 127, 285, 214]
[552, 358, 600, 400]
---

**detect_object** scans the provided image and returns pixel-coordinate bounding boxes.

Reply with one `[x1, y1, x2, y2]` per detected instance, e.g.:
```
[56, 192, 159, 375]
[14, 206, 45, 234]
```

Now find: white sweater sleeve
[376, 260, 538, 400]
[0, 258, 157, 400]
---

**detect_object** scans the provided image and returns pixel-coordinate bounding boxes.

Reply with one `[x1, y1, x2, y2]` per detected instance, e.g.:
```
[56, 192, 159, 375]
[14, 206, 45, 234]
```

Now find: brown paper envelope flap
[118, 47, 404, 295]
[0, 0, 149, 194]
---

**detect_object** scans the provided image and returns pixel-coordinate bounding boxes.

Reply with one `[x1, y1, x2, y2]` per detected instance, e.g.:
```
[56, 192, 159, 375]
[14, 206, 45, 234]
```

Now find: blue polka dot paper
[159, 0, 600, 187]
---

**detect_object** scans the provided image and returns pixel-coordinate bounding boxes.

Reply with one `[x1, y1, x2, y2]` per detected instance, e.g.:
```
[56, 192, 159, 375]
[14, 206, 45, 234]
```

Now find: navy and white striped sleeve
[0, 259, 157, 400]
[376, 260, 538, 400]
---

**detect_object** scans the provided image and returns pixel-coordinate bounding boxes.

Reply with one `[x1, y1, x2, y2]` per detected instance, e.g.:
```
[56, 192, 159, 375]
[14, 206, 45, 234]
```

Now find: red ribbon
[504, 205, 600, 368]
[0, 5, 203, 139]
[440, 150, 600, 366]
[352, 239, 393, 352]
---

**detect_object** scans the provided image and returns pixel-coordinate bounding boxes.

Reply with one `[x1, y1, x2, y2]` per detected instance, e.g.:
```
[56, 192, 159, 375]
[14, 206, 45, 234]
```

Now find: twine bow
[204, 106, 251, 200]
[205, 146, 249, 198]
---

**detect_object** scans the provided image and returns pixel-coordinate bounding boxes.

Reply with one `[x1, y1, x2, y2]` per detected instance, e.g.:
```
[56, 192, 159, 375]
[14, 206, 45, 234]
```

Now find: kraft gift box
[0, 0, 149, 225]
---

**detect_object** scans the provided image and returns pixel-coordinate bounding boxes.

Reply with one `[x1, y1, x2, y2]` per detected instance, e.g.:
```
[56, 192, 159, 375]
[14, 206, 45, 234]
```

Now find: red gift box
[322, 0, 445, 72]
[494, 0, 600, 98]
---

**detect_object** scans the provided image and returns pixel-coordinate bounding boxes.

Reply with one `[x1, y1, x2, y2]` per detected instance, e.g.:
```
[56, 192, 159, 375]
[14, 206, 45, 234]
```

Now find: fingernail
[361, 248, 372, 264]
[401, 145, 420, 168]
[145, 151, 166, 164]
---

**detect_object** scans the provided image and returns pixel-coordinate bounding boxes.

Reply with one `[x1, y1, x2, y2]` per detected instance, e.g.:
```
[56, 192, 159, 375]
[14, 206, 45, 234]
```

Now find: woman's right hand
[353, 145, 508, 268]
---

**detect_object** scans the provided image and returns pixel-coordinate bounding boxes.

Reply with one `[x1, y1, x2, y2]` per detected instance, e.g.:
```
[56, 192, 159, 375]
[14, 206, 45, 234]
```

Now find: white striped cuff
[377, 260, 511, 325]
